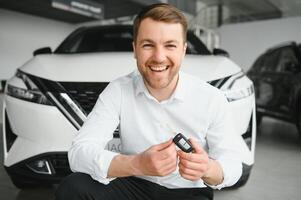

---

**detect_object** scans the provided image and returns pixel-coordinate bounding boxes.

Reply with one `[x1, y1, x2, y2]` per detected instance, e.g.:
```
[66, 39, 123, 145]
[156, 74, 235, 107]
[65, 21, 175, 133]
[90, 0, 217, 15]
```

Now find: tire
[230, 164, 252, 188]
[232, 172, 250, 188]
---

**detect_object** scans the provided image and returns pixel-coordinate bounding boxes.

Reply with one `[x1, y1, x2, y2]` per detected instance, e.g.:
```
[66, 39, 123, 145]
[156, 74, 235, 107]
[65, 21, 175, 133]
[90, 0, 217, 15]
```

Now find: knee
[55, 172, 94, 200]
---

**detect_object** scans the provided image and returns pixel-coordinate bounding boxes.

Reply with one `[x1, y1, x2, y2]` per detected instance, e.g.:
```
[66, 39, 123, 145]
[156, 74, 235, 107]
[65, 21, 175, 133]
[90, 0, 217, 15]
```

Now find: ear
[132, 42, 137, 59]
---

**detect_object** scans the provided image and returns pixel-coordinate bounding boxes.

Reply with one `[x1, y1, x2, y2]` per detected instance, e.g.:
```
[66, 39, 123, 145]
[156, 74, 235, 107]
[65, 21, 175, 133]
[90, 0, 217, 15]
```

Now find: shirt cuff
[205, 158, 242, 190]
[90, 150, 120, 184]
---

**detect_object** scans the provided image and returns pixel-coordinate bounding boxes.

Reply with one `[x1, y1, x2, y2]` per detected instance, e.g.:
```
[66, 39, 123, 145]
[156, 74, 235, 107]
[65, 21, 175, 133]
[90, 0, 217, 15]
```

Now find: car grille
[60, 82, 109, 114]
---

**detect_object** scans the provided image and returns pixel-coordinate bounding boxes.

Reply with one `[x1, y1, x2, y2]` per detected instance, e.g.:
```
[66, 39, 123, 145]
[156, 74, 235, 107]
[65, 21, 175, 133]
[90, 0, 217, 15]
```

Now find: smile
[149, 65, 169, 72]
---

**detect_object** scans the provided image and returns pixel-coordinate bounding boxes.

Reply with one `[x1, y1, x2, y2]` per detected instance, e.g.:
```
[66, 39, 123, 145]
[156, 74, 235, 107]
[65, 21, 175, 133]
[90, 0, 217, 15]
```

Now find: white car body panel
[4, 96, 75, 166]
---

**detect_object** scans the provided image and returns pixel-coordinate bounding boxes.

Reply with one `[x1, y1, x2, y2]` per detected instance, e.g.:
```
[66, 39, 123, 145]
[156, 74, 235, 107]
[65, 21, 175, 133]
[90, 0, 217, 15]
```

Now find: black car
[247, 42, 301, 135]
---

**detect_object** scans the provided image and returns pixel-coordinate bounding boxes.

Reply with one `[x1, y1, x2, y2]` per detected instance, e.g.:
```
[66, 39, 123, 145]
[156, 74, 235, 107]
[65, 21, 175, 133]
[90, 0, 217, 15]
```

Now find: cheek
[136, 52, 151, 64]
[169, 50, 185, 63]
[170, 54, 183, 65]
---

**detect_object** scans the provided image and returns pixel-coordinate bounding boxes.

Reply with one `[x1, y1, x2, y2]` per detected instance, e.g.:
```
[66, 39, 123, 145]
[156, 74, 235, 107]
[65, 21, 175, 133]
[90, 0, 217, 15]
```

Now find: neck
[145, 74, 179, 102]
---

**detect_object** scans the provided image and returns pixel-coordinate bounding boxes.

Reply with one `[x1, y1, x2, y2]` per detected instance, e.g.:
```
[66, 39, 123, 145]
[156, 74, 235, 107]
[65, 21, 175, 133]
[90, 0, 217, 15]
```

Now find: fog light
[26, 159, 52, 175]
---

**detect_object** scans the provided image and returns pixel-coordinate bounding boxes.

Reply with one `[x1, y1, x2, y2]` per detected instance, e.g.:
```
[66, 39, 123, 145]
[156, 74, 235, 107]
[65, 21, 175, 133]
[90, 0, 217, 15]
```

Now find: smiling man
[56, 3, 244, 200]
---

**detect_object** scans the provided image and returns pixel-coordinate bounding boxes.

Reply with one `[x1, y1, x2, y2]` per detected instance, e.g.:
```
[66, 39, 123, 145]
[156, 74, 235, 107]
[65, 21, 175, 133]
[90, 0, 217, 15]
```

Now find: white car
[2, 25, 256, 189]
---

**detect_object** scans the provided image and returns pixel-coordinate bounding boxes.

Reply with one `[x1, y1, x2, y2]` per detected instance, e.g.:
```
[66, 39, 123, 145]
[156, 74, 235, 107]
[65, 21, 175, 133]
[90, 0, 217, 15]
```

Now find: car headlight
[224, 84, 254, 102]
[221, 72, 254, 102]
[6, 71, 52, 105]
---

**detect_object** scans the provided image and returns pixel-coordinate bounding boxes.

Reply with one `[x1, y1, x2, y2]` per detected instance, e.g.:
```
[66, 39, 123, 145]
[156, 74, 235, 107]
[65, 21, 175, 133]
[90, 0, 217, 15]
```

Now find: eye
[166, 44, 177, 49]
[142, 43, 154, 48]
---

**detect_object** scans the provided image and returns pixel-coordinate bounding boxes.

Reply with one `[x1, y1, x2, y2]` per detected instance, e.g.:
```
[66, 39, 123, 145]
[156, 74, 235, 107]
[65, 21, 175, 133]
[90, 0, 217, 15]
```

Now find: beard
[138, 60, 179, 90]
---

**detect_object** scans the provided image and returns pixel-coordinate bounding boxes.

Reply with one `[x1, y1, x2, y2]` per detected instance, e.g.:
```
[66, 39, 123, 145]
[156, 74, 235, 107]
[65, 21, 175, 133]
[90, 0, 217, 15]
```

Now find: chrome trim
[47, 92, 81, 129]
[60, 93, 87, 121]
[26, 160, 52, 175]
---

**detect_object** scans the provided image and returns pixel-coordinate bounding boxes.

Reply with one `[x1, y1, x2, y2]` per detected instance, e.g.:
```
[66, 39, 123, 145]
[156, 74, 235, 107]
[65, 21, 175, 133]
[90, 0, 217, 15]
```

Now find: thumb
[189, 138, 204, 154]
[152, 139, 173, 151]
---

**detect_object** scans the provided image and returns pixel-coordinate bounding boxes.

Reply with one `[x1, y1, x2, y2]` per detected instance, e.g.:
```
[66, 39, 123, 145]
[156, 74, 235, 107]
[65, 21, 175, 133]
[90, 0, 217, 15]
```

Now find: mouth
[149, 65, 169, 72]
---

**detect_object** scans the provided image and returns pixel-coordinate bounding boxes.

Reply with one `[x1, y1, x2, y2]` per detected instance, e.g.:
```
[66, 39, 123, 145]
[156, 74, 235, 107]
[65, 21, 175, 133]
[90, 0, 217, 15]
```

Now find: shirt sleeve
[205, 92, 246, 189]
[68, 81, 121, 184]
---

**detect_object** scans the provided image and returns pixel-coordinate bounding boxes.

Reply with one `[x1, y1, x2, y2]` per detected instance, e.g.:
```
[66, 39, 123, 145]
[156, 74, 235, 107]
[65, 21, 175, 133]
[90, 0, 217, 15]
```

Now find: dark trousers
[55, 172, 213, 200]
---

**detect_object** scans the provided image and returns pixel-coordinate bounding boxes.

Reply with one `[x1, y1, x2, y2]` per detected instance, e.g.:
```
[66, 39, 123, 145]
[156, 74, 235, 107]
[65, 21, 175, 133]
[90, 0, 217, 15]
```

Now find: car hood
[20, 52, 241, 82]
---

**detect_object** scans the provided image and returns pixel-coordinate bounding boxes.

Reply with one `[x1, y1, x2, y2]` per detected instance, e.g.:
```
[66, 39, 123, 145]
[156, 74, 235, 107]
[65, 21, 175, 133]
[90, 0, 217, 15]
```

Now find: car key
[173, 133, 194, 153]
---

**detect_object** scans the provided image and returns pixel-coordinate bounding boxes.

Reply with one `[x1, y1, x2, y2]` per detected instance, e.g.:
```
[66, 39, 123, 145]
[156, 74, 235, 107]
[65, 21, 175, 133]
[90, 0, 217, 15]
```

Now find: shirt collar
[134, 70, 186, 103]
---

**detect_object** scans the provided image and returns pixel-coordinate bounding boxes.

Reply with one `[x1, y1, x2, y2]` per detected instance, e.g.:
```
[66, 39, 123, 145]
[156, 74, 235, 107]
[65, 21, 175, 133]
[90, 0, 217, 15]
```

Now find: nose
[152, 46, 166, 63]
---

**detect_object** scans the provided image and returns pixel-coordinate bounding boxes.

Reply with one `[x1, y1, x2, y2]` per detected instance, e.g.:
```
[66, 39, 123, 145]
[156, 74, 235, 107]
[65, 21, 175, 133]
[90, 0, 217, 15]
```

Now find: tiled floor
[1, 92, 301, 199]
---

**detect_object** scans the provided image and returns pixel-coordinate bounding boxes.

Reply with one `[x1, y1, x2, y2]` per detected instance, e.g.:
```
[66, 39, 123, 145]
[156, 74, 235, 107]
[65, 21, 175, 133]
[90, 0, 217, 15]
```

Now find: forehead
[137, 18, 184, 42]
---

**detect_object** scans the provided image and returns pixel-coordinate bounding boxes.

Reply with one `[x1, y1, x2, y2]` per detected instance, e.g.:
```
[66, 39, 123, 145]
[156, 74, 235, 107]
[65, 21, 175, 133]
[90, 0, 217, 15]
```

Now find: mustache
[147, 60, 169, 65]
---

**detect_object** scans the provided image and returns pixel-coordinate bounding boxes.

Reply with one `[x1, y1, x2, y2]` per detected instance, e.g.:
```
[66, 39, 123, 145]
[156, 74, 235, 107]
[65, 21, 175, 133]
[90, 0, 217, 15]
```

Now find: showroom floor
[1, 93, 301, 200]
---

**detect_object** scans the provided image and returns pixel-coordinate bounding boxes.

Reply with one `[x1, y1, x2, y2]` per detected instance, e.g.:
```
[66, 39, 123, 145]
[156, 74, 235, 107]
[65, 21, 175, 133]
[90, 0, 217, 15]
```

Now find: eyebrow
[165, 40, 180, 44]
[139, 39, 180, 45]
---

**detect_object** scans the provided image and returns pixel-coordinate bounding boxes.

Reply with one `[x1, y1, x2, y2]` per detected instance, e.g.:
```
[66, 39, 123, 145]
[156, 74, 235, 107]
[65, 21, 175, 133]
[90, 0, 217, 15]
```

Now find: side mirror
[213, 48, 230, 57]
[33, 47, 52, 56]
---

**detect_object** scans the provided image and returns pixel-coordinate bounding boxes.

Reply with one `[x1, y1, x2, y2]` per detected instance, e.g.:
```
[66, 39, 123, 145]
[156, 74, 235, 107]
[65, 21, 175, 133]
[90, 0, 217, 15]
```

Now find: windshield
[55, 25, 211, 55]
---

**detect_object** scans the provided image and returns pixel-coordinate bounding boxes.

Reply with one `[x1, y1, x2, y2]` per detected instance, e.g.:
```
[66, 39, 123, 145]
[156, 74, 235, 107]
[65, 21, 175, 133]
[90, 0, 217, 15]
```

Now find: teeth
[149, 65, 168, 72]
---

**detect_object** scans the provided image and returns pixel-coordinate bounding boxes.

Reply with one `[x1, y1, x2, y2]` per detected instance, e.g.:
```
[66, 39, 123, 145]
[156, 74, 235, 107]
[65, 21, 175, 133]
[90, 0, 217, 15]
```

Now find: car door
[256, 46, 299, 119]
[274, 46, 300, 118]
[251, 49, 282, 114]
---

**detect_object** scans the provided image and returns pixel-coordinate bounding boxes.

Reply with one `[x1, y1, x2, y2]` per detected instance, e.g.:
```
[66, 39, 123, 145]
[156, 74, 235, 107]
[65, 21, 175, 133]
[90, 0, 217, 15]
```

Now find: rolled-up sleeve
[206, 93, 246, 189]
[68, 81, 121, 184]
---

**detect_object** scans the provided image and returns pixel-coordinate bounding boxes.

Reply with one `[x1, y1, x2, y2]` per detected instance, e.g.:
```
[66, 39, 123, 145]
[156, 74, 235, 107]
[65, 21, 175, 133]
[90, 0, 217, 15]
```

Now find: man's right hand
[132, 139, 177, 176]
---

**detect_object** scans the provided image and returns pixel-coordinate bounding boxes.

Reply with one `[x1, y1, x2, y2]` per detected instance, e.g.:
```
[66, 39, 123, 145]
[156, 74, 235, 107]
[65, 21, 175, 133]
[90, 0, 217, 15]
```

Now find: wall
[0, 9, 75, 80]
[217, 16, 301, 72]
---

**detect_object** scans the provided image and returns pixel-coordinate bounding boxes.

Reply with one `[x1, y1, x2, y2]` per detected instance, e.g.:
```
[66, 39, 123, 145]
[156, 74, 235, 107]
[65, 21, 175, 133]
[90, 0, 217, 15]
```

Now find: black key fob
[173, 133, 194, 153]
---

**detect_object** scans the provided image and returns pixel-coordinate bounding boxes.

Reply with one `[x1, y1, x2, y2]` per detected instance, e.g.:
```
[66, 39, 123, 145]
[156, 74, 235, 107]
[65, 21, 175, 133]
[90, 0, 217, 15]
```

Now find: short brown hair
[133, 3, 187, 43]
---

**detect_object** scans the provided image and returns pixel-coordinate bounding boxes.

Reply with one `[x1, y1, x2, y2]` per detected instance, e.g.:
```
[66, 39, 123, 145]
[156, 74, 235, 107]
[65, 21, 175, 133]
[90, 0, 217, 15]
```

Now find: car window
[62, 28, 134, 53]
[276, 47, 299, 72]
[251, 54, 265, 72]
[259, 50, 280, 72]
[55, 26, 211, 55]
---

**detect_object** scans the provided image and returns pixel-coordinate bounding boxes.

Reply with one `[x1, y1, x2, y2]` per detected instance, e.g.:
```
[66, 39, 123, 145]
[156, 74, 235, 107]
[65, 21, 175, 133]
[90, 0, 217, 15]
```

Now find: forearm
[202, 159, 224, 186]
[107, 154, 141, 178]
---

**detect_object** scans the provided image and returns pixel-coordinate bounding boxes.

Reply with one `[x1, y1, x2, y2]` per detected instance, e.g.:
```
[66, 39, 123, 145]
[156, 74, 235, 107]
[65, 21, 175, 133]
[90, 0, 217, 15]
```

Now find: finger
[157, 150, 177, 163]
[179, 161, 207, 174]
[178, 151, 203, 163]
[178, 158, 203, 171]
[189, 138, 204, 154]
[153, 139, 173, 151]
[179, 163, 200, 177]
[157, 142, 177, 159]
[179, 171, 200, 181]
[159, 160, 177, 175]
[153, 156, 177, 176]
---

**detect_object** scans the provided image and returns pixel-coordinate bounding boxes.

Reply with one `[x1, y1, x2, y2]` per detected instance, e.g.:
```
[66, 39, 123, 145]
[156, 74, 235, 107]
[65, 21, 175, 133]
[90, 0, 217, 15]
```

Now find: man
[56, 3, 243, 200]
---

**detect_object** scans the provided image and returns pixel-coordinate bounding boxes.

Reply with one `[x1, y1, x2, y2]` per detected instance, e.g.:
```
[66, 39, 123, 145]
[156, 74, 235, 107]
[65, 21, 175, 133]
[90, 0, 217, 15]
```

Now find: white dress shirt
[68, 70, 243, 190]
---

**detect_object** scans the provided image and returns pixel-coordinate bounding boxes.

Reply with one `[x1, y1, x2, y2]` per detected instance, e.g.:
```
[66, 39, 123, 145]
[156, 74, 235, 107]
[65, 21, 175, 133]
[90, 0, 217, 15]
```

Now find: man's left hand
[177, 138, 209, 181]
